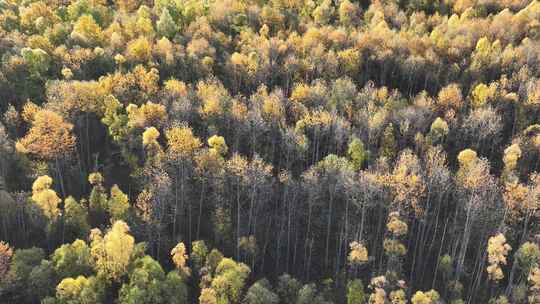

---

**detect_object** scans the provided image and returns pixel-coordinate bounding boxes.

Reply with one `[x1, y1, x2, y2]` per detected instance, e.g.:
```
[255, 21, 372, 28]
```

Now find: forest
[0, 0, 540, 303]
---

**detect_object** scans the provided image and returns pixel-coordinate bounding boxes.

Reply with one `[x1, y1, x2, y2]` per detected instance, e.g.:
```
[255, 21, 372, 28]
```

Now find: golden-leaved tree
[90, 220, 135, 281]
[16, 109, 75, 161]
[486, 233, 512, 282]
[17, 109, 76, 197]
[31, 175, 61, 219]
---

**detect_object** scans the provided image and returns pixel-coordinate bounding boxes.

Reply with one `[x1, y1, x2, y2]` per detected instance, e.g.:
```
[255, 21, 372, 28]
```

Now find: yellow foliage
[262, 93, 284, 123]
[211, 258, 251, 303]
[61, 67, 73, 79]
[231, 52, 248, 66]
[529, 267, 540, 301]
[391, 151, 425, 215]
[227, 153, 249, 177]
[19, 2, 60, 31]
[200, 288, 218, 304]
[21, 101, 41, 123]
[503, 143, 522, 172]
[471, 83, 497, 108]
[109, 185, 130, 220]
[198, 90, 218, 113]
[369, 288, 387, 304]
[296, 110, 333, 132]
[56, 276, 89, 300]
[337, 48, 361, 75]
[503, 181, 530, 220]
[32, 175, 61, 219]
[457, 149, 477, 168]
[114, 54, 126, 65]
[135, 189, 153, 223]
[475, 37, 492, 57]
[166, 126, 202, 159]
[348, 241, 368, 265]
[127, 102, 167, 129]
[88, 172, 104, 186]
[32, 175, 53, 192]
[338, 0, 359, 26]
[198, 80, 230, 118]
[164, 79, 188, 97]
[114, 0, 140, 12]
[195, 149, 225, 176]
[453, 0, 475, 14]
[448, 14, 460, 28]
[436, 83, 463, 112]
[17, 110, 76, 160]
[430, 117, 449, 135]
[142, 127, 160, 147]
[487, 233, 512, 282]
[171, 242, 191, 276]
[370, 275, 387, 288]
[389, 289, 407, 304]
[532, 134, 540, 150]
[90, 220, 135, 281]
[312, 0, 334, 25]
[486, 264, 504, 281]
[187, 37, 214, 59]
[28, 35, 53, 54]
[387, 212, 408, 237]
[457, 154, 493, 191]
[71, 15, 103, 46]
[526, 80, 540, 106]
[99, 65, 160, 104]
[208, 135, 228, 156]
[46, 80, 109, 117]
[155, 37, 175, 64]
[290, 83, 311, 104]
[411, 291, 430, 304]
[125, 37, 152, 63]
[134, 16, 154, 37]
[134, 66, 160, 95]
[369, 109, 388, 131]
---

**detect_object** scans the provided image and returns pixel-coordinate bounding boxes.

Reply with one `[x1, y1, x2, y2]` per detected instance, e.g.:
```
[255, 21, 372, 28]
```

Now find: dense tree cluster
[1, 0, 540, 303]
